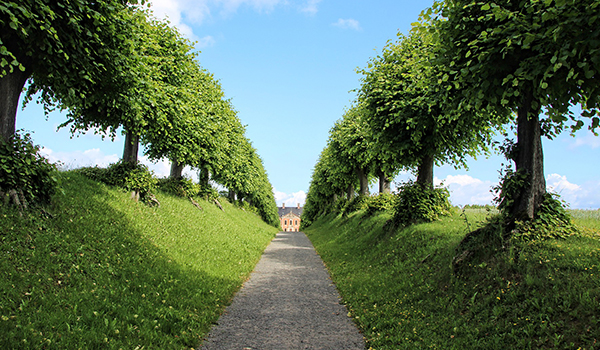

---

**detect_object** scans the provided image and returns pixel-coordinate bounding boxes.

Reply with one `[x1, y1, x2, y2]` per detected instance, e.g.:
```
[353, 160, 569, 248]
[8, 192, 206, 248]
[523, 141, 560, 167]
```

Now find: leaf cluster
[0, 132, 57, 206]
[392, 180, 452, 227]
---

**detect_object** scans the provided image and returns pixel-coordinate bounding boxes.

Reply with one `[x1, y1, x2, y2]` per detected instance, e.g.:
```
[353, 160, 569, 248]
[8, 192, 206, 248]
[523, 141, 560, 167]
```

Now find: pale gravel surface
[199, 231, 365, 350]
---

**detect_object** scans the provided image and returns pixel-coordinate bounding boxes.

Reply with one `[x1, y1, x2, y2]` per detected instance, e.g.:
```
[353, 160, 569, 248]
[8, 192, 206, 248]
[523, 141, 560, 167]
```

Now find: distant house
[278, 203, 303, 232]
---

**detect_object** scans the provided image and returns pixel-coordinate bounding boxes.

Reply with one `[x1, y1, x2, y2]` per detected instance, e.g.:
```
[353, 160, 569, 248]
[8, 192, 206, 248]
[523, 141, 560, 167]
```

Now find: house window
[295, 220, 298, 225]
[284, 220, 287, 225]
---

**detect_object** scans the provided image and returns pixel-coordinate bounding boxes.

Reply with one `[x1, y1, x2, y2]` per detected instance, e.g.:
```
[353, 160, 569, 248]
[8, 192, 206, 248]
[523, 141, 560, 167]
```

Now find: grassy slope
[305, 209, 600, 350]
[0, 172, 279, 349]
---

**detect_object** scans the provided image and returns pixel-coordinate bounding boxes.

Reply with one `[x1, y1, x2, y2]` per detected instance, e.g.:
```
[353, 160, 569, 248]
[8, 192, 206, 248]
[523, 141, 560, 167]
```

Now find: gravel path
[200, 231, 365, 350]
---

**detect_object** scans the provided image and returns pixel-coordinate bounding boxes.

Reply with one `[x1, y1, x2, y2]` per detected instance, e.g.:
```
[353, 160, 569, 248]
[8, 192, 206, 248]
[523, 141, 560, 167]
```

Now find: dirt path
[199, 231, 365, 350]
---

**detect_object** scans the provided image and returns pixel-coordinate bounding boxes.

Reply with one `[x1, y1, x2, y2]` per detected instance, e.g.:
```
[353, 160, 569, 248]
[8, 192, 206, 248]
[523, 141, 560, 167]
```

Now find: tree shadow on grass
[0, 173, 237, 349]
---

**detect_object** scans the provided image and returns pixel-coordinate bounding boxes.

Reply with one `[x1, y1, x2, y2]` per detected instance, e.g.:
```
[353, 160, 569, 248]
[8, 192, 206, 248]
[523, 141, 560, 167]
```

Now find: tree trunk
[228, 190, 236, 201]
[357, 167, 370, 196]
[416, 154, 434, 188]
[0, 69, 30, 142]
[122, 130, 139, 164]
[198, 165, 210, 190]
[170, 159, 184, 179]
[346, 184, 355, 200]
[378, 169, 392, 194]
[511, 90, 546, 220]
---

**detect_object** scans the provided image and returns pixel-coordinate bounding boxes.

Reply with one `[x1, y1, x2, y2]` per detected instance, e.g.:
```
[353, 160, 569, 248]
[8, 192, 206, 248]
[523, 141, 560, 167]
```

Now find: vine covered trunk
[122, 130, 139, 164]
[512, 90, 546, 220]
[0, 69, 30, 142]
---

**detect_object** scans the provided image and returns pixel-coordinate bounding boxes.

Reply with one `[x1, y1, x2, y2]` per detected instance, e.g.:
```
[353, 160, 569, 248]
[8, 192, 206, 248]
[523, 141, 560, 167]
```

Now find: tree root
[214, 198, 224, 212]
[190, 198, 203, 210]
[0, 188, 29, 215]
[147, 193, 160, 207]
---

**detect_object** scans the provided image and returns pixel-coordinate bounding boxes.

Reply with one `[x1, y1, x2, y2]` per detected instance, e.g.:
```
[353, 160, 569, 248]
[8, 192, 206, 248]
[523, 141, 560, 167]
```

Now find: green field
[305, 208, 600, 350]
[0, 172, 278, 349]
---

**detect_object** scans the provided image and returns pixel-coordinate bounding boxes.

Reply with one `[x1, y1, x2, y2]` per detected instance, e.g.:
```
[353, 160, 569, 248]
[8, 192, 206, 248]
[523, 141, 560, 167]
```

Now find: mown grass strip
[305, 209, 600, 350]
[0, 172, 278, 349]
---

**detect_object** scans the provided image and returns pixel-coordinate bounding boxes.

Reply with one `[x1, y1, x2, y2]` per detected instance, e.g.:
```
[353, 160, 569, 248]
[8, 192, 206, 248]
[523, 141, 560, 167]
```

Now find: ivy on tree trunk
[512, 90, 546, 220]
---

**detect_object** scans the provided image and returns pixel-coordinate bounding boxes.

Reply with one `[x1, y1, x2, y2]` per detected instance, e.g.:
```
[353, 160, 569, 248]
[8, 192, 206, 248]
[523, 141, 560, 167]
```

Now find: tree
[328, 105, 375, 196]
[0, 0, 138, 142]
[436, 0, 600, 220]
[358, 28, 495, 190]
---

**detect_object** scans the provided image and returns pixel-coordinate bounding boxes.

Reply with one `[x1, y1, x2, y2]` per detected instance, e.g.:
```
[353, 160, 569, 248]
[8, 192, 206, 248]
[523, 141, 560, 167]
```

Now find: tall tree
[329, 105, 375, 196]
[0, 0, 137, 142]
[358, 28, 495, 189]
[436, 0, 600, 220]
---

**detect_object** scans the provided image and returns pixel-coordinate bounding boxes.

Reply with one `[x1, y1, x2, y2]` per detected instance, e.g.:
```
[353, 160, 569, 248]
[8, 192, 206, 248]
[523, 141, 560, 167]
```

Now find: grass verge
[305, 209, 600, 350]
[0, 171, 278, 349]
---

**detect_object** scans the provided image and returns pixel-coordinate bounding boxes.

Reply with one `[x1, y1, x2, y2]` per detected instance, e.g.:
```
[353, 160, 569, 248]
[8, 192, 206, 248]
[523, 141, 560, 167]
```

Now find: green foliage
[199, 186, 220, 202]
[493, 162, 578, 241]
[305, 209, 600, 350]
[364, 193, 396, 216]
[157, 177, 201, 198]
[493, 166, 530, 215]
[512, 194, 579, 242]
[393, 180, 452, 226]
[124, 165, 157, 200]
[0, 132, 57, 205]
[0, 172, 278, 348]
[76, 161, 157, 202]
[343, 195, 369, 215]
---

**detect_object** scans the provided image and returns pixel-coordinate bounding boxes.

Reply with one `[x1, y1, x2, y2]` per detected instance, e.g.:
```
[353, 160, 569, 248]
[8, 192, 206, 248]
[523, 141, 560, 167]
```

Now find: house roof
[278, 206, 303, 218]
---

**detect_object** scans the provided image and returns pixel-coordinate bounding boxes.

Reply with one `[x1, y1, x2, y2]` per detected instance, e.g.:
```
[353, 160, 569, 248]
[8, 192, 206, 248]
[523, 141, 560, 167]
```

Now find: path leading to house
[200, 231, 365, 350]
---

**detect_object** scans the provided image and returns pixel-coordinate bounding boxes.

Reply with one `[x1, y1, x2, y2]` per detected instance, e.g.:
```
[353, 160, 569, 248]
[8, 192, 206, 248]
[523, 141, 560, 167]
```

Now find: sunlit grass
[306, 208, 600, 350]
[0, 172, 278, 349]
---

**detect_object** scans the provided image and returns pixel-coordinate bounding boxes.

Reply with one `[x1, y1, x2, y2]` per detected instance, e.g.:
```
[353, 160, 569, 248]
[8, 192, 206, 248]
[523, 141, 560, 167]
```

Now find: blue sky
[16, 0, 600, 209]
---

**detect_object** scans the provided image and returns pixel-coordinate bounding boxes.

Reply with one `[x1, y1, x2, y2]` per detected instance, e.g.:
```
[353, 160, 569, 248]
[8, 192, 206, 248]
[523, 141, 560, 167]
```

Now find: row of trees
[303, 0, 599, 228]
[1, 1, 279, 226]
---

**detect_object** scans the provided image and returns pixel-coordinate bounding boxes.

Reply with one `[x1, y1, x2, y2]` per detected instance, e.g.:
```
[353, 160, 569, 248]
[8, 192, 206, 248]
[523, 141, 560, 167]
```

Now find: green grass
[0, 171, 278, 349]
[305, 209, 600, 350]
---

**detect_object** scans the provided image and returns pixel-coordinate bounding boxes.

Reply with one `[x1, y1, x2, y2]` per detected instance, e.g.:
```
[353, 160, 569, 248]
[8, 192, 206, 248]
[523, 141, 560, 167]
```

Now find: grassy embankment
[0, 171, 279, 349]
[305, 208, 600, 350]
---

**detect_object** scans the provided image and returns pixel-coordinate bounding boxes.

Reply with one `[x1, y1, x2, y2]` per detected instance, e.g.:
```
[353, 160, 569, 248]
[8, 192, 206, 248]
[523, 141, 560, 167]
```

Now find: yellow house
[278, 203, 303, 232]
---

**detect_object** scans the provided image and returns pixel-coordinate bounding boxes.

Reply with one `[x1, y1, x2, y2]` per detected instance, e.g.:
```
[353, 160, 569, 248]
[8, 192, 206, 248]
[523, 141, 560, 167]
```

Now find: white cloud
[197, 35, 217, 48]
[41, 147, 120, 169]
[300, 0, 321, 15]
[570, 133, 600, 149]
[332, 18, 361, 31]
[547, 173, 581, 193]
[274, 189, 307, 207]
[545, 173, 600, 209]
[436, 174, 496, 207]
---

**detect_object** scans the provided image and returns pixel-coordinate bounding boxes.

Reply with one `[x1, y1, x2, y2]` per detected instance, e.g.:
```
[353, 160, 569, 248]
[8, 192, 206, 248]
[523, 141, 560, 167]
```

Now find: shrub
[157, 177, 200, 198]
[392, 180, 452, 226]
[76, 161, 157, 203]
[493, 164, 578, 241]
[343, 195, 369, 215]
[365, 193, 396, 216]
[0, 132, 58, 208]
